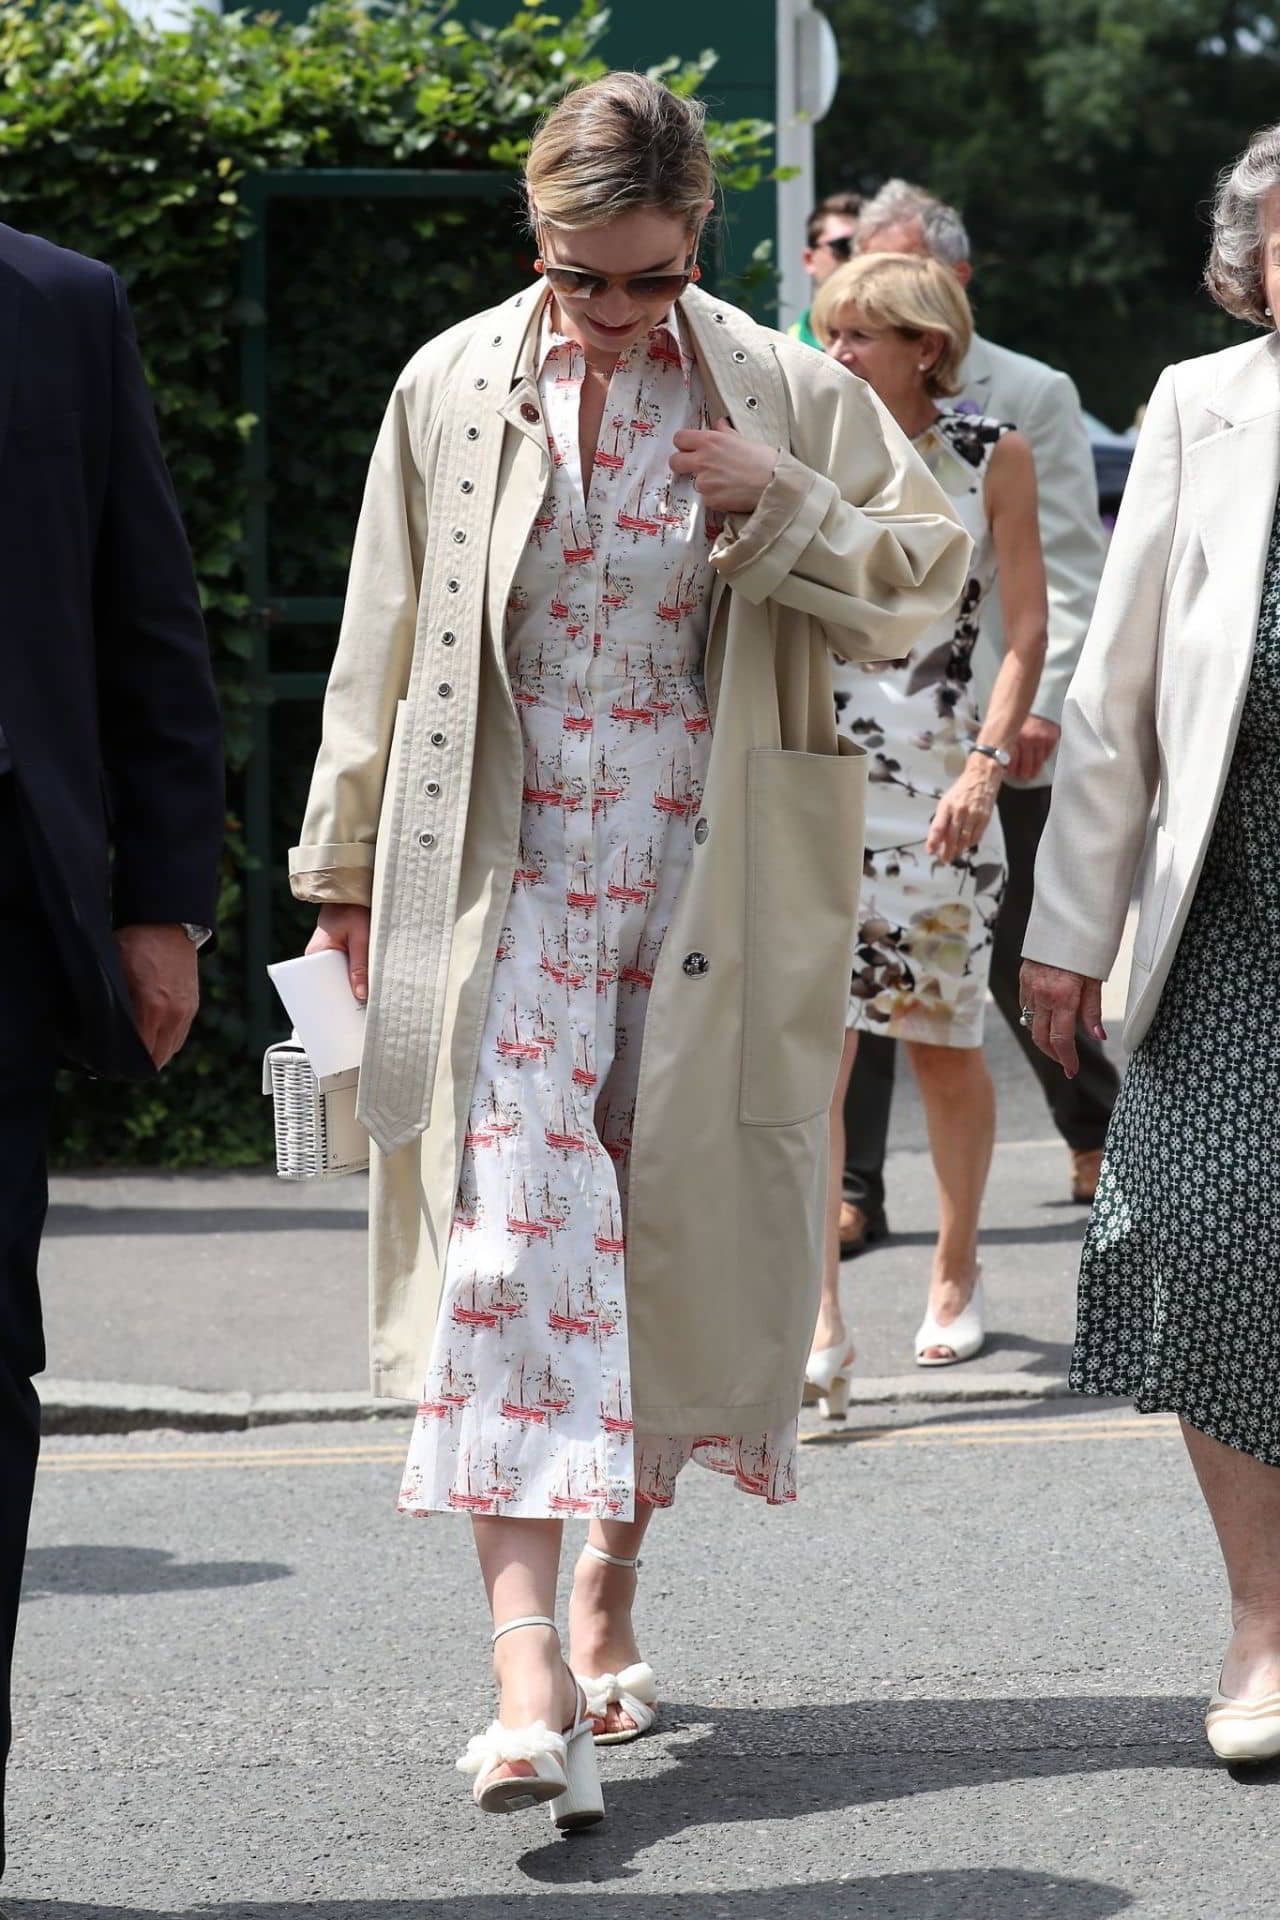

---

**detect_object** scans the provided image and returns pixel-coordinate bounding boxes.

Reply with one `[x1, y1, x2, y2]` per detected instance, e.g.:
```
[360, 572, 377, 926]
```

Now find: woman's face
[1261, 184, 1280, 326]
[538, 208, 699, 363]
[824, 304, 937, 410]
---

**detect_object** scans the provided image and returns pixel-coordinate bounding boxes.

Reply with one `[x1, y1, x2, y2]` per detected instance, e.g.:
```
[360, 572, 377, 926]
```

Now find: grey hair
[1205, 123, 1280, 327]
[855, 178, 971, 267]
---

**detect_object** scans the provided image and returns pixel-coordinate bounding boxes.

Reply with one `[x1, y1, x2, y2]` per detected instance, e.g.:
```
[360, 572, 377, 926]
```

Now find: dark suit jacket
[0, 224, 224, 1078]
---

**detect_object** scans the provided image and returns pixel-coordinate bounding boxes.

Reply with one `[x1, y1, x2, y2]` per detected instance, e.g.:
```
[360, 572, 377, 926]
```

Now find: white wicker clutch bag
[262, 1037, 369, 1180]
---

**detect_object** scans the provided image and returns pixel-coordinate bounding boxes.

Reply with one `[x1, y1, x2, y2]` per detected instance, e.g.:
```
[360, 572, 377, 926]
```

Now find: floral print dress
[832, 409, 1012, 1047]
[397, 309, 797, 1521]
[1071, 494, 1280, 1464]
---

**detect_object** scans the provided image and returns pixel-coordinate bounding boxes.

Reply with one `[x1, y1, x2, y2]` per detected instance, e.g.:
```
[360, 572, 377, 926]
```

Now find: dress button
[521, 402, 541, 424]
[693, 817, 709, 844]
[418, 830, 436, 849]
[430, 729, 447, 747]
[682, 951, 710, 978]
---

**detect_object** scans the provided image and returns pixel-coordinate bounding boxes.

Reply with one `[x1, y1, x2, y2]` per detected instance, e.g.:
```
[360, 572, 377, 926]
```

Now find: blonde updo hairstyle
[524, 72, 715, 238]
[1205, 122, 1280, 327]
[812, 253, 974, 398]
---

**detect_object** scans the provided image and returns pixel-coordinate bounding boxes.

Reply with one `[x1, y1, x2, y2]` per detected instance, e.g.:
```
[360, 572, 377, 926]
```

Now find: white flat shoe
[915, 1270, 985, 1367]
[1206, 1687, 1280, 1763]
[572, 1543, 659, 1746]
[803, 1341, 855, 1419]
[457, 1615, 605, 1828]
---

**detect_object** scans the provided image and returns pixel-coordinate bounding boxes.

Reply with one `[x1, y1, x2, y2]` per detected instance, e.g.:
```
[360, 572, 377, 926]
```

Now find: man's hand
[669, 417, 778, 514]
[115, 924, 200, 1068]
[307, 904, 372, 1003]
[1008, 716, 1061, 783]
[1018, 958, 1105, 1078]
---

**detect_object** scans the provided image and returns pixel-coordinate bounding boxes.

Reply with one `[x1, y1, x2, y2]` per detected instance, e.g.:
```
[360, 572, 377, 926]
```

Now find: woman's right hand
[307, 904, 371, 1005]
[1018, 959, 1105, 1079]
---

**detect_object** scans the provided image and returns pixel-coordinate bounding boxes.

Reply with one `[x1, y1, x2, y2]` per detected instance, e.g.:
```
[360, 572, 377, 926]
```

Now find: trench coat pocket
[740, 743, 867, 1126]
[1132, 825, 1174, 973]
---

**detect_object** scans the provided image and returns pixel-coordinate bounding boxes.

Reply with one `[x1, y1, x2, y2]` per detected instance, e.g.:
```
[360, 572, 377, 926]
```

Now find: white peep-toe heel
[915, 1268, 986, 1367]
[572, 1543, 659, 1747]
[456, 1615, 605, 1829]
[803, 1341, 856, 1420]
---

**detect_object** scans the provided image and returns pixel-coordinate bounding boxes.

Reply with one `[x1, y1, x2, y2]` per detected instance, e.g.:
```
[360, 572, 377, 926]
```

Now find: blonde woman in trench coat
[1021, 124, 1280, 1766]
[291, 73, 969, 1829]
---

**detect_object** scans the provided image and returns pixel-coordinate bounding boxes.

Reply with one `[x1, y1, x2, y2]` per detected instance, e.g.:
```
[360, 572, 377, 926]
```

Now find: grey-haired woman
[1021, 122, 1280, 1765]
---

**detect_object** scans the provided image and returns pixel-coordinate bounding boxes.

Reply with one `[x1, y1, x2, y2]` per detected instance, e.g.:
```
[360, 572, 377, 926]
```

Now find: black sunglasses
[822, 233, 855, 262]
[537, 248, 699, 305]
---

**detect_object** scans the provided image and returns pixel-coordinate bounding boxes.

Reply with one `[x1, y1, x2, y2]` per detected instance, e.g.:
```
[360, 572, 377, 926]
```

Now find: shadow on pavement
[20, 1545, 292, 1598]
[867, 1220, 1088, 1250]
[43, 1206, 365, 1237]
[3, 1868, 1135, 1917]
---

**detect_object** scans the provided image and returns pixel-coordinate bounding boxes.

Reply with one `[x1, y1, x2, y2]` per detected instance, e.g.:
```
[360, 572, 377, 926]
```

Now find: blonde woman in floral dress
[808, 253, 1046, 1388]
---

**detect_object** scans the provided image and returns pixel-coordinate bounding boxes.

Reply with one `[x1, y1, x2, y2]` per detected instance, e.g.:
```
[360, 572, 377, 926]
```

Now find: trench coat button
[465, 425, 479, 441]
[474, 376, 488, 390]
[430, 729, 447, 747]
[423, 779, 441, 798]
[745, 395, 760, 410]
[693, 817, 709, 844]
[492, 335, 503, 345]
[713, 311, 726, 323]
[437, 681, 453, 697]
[418, 830, 436, 849]
[682, 951, 710, 978]
[460, 478, 474, 493]
[453, 529, 467, 544]
[521, 402, 541, 424]
[732, 349, 747, 362]
[441, 630, 457, 646]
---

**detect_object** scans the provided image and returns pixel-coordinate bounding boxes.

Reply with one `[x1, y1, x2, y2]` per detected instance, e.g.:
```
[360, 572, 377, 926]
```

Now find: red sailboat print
[495, 1002, 553, 1066]
[545, 1094, 589, 1155]
[594, 417, 627, 473]
[571, 1032, 596, 1091]
[611, 678, 658, 727]
[566, 854, 597, 911]
[617, 478, 661, 537]
[653, 761, 696, 818]
[595, 944, 619, 994]
[594, 1199, 625, 1256]
[417, 1356, 475, 1421]
[607, 846, 649, 905]
[600, 1378, 634, 1436]
[620, 930, 660, 992]
[653, 478, 686, 528]
[681, 691, 711, 734]
[523, 750, 561, 808]
[512, 839, 547, 887]
[548, 1274, 593, 1338]
[451, 1274, 501, 1331]
[647, 330, 683, 370]
[491, 1273, 527, 1320]
[534, 1358, 574, 1416]
[539, 1176, 569, 1235]
[453, 1166, 482, 1232]
[591, 748, 627, 816]
[507, 1175, 550, 1243]
[562, 510, 594, 565]
[500, 1360, 552, 1428]
[600, 561, 631, 618]
[483, 1446, 522, 1506]
[547, 1464, 597, 1515]
[563, 686, 593, 734]
[657, 565, 696, 629]
[446, 1449, 499, 1514]
[465, 1086, 521, 1150]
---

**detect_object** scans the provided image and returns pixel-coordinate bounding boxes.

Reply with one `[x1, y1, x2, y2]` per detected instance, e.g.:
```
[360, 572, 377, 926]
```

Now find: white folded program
[263, 949, 369, 1180]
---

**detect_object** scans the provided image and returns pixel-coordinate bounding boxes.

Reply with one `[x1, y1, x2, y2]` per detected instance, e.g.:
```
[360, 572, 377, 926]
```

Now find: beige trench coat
[290, 281, 970, 1428]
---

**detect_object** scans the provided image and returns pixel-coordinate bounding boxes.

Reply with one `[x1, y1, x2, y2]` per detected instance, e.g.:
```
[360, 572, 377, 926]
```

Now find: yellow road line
[34, 1412, 1179, 1474]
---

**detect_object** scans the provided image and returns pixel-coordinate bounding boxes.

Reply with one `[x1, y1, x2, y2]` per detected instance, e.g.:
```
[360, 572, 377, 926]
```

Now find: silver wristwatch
[967, 741, 1012, 769]
[181, 923, 212, 948]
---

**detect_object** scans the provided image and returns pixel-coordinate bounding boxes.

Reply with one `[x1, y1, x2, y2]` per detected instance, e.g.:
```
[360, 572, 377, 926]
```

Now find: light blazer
[1024, 331, 1280, 1050]
[290, 281, 970, 1423]
[963, 333, 1106, 788]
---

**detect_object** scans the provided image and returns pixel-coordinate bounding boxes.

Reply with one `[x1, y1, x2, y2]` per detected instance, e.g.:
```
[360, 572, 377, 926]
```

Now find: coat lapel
[1188, 335, 1280, 669]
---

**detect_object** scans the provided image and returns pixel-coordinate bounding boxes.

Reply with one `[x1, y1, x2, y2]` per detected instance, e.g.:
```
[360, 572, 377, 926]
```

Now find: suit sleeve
[1018, 367, 1106, 728]
[288, 379, 426, 906]
[94, 270, 224, 931]
[1022, 367, 1179, 978]
[709, 370, 971, 663]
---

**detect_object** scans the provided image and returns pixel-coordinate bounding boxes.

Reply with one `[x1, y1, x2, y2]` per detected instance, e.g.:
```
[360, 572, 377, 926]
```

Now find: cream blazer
[1024, 331, 1280, 1050]
[290, 282, 970, 1420]
[963, 334, 1106, 789]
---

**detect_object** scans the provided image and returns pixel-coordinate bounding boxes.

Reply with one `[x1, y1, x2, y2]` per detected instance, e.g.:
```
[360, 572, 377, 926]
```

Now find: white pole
[775, 5, 841, 330]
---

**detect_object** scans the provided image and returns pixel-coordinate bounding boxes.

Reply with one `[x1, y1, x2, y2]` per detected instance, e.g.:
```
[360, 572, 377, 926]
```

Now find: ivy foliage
[0, 0, 775, 1164]
[819, 0, 1279, 426]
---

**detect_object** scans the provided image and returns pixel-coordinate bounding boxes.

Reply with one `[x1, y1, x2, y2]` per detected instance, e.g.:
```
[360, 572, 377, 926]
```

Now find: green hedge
[0, 0, 775, 1165]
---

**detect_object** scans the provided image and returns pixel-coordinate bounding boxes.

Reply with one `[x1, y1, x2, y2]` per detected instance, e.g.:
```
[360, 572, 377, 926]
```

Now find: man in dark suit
[0, 223, 223, 1877]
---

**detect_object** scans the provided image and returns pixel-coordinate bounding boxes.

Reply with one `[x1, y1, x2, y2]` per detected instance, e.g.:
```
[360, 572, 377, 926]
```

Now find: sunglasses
[536, 248, 700, 305]
[822, 233, 855, 261]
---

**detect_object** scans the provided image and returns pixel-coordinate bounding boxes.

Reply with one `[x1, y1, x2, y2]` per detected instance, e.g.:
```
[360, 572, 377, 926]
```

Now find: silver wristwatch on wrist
[966, 740, 1012, 769]
[181, 923, 212, 948]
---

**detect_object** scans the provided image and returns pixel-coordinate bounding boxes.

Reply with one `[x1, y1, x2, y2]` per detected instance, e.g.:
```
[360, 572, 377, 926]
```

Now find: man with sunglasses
[788, 191, 863, 350]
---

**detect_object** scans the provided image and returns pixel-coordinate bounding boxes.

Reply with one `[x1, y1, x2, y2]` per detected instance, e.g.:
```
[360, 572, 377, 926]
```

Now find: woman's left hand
[927, 760, 1001, 863]
[669, 417, 778, 514]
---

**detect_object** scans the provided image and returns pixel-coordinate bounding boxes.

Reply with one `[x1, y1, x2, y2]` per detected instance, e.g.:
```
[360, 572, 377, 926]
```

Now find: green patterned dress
[1073, 500, 1280, 1462]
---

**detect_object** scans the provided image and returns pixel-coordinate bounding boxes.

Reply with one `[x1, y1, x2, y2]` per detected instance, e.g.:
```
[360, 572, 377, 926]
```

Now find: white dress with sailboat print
[397, 308, 797, 1520]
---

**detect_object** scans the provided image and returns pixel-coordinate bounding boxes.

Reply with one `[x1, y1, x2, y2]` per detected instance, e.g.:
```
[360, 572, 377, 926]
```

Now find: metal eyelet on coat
[492, 335, 503, 346]
[446, 578, 460, 592]
[437, 682, 453, 698]
[423, 779, 441, 798]
[453, 529, 466, 543]
[460, 479, 474, 493]
[745, 396, 760, 410]
[474, 377, 487, 390]
[682, 951, 710, 978]
[732, 349, 747, 363]
[713, 312, 726, 323]
[693, 818, 709, 845]
[430, 730, 447, 747]
[441, 631, 456, 646]
[465, 426, 479, 441]
[418, 830, 436, 849]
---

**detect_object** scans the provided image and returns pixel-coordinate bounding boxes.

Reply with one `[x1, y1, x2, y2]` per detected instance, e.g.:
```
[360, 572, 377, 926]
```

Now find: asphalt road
[4, 1399, 1272, 1919]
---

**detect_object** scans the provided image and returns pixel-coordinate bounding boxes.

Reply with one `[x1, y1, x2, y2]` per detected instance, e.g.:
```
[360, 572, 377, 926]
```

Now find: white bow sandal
[456, 1615, 605, 1829]
[573, 1544, 659, 1746]
[915, 1269, 986, 1367]
[803, 1341, 856, 1420]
